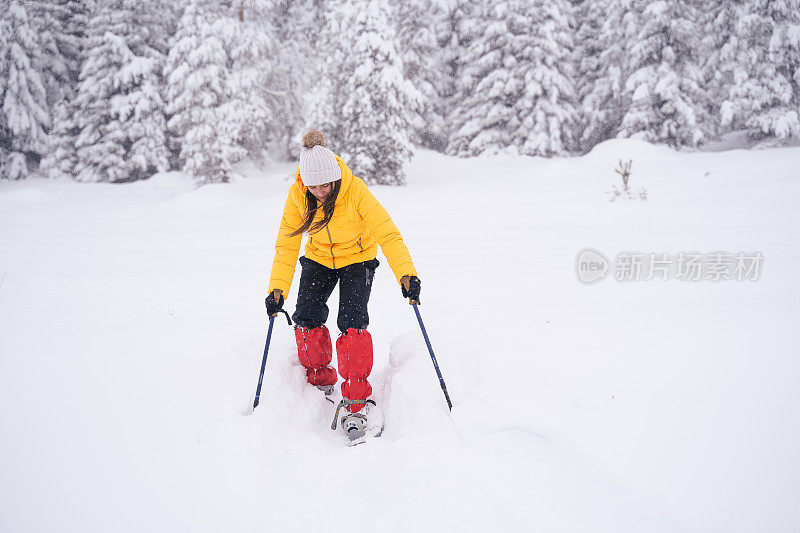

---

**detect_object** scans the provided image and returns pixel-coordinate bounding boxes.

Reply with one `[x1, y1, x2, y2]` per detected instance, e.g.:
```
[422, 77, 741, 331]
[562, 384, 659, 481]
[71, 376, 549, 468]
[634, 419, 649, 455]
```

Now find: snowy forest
[1, 0, 799, 185]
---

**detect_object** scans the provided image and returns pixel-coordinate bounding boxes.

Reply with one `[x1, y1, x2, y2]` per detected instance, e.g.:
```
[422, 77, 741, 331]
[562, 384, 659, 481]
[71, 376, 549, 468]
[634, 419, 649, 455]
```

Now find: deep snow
[1, 139, 799, 532]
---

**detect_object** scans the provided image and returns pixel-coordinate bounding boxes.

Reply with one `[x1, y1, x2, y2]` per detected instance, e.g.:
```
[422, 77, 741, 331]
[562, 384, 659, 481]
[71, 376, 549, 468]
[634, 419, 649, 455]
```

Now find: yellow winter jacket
[268, 155, 417, 297]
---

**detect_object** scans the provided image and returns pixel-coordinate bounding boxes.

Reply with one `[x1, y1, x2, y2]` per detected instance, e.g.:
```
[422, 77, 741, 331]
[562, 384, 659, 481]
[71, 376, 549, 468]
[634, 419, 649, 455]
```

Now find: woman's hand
[400, 275, 421, 305]
[265, 289, 284, 317]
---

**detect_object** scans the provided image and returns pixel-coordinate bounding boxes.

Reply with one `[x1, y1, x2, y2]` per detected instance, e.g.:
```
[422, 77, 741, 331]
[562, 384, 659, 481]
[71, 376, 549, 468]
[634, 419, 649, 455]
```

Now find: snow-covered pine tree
[514, 0, 577, 156]
[0, 0, 50, 179]
[166, 0, 291, 182]
[72, 0, 169, 182]
[716, 0, 800, 141]
[766, 0, 800, 140]
[693, 0, 732, 141]
[314, 0, 420, 185]
[618, 0, 710, 147]
[574, 0, 604, 150]
[575, 0, 630, 152]
[393, 0, 449, 151]
[448, 0, 577, 157]
[28, 1, 71, 111]
[40, 100, 78, 179]
[143, 0, 178, 56]
[38, 0, 94, 180]
[224, 0, 289, 162]
[447, 1, 515, 156]
[164, 0, 244, 183]
[441, 0, 485, 148]
[44, 0, 93, 86]
[268, 0, 318, 158]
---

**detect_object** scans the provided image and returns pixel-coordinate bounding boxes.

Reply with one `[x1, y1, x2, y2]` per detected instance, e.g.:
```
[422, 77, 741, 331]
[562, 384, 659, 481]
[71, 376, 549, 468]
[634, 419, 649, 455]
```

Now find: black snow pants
[292, 255, 380, 333]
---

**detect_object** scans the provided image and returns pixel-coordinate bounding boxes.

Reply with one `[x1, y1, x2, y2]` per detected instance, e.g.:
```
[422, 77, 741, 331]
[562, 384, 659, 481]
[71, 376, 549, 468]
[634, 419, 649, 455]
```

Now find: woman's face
[308, 183, 332, 202]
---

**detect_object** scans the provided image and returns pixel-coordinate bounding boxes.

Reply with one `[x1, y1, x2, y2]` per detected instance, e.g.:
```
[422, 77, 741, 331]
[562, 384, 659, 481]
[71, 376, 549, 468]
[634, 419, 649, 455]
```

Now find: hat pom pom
[302, 130, 326, 149]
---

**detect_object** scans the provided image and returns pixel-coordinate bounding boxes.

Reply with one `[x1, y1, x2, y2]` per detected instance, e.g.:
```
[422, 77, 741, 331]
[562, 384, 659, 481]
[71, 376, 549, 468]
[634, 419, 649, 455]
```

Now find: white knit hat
[298, 130, 341, 186]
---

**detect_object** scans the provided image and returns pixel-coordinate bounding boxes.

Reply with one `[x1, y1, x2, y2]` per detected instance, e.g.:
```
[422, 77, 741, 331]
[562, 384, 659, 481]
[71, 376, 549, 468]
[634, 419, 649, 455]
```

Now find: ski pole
[412, 303, 452, 411]
[252, 316, 275, 410]
[252, 309, 292, 410]
[253, 309, 292, 410]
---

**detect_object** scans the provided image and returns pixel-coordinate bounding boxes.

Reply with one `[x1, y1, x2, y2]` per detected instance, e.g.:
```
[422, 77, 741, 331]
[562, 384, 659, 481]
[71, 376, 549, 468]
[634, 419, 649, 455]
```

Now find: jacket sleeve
[268, 185, 304, 297]
[354, 178, 417, 285]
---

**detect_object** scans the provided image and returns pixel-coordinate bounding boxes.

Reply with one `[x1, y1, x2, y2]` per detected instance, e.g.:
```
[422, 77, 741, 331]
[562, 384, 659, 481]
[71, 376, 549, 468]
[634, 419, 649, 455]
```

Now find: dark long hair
[288, 179, 342, 237]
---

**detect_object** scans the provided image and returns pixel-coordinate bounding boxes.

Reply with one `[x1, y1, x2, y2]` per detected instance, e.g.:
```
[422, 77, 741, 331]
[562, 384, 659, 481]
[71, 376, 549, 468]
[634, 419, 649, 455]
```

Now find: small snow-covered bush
[607, 159, 648, 201]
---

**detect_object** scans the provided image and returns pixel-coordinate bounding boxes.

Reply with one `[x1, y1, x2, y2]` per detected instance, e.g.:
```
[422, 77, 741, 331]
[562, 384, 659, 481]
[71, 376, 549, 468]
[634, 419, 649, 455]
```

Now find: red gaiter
[295, 325, 337, 386]
[336, 328, 373, 413]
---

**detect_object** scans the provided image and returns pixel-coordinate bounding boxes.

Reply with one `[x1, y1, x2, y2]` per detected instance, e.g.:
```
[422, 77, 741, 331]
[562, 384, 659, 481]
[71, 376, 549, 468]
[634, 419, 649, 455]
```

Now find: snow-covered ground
[1, 139, 799, 532]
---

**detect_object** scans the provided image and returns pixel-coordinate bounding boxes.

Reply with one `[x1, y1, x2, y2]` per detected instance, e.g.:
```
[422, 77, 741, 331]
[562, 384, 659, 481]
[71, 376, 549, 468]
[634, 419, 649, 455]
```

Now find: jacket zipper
[325, 225, 336, 269]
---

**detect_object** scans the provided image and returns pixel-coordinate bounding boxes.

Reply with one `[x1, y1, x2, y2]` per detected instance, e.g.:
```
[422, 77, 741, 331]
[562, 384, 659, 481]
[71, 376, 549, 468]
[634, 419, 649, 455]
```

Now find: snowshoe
[341, 411, 368, 440]
[331, 398, 383, 444]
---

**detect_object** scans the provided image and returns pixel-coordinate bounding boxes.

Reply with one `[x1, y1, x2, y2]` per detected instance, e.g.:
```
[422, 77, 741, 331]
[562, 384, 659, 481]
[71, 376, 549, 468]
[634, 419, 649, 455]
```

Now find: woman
[265, 130, 421, 439]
